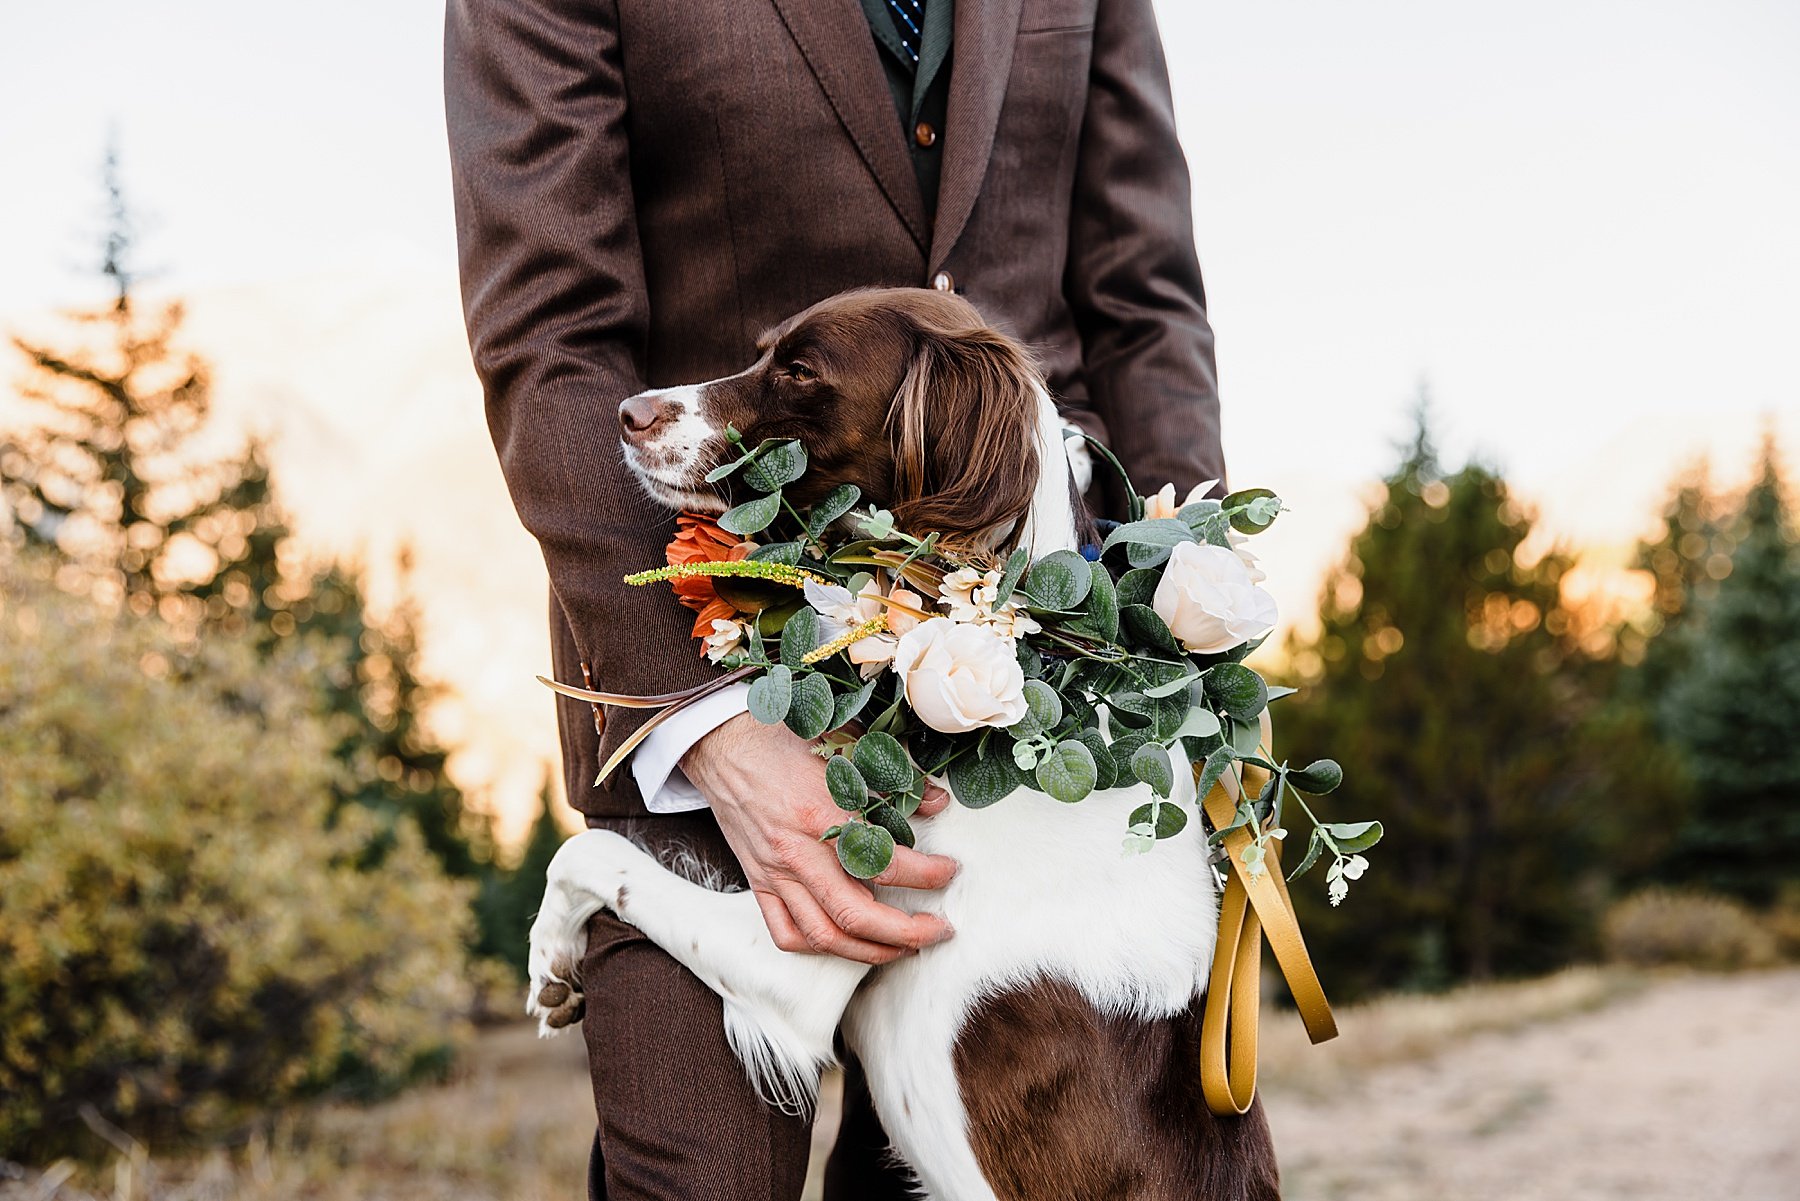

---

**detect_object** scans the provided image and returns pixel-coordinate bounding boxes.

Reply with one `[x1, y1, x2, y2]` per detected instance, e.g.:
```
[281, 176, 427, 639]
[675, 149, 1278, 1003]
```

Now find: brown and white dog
[529, 288, 1279, 1200]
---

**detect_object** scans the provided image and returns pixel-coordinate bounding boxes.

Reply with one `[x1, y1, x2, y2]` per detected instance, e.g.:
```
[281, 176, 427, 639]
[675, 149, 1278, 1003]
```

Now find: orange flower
[666, 513, 753, 641]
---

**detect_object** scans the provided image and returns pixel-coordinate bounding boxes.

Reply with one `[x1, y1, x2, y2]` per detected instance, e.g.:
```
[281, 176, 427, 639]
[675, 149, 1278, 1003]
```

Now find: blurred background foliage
[1278, 403, 1800, 999]
[0, 170, 564, 1159]
[1, 166, 1796, 1167]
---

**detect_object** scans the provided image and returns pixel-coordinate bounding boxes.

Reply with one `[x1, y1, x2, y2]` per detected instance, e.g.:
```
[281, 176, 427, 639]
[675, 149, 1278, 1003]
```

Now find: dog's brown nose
[619, 394, 663, 437]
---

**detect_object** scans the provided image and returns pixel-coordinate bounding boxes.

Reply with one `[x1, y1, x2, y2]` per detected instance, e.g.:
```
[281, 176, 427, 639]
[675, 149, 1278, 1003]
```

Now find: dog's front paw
[526, 954, 585, 1035]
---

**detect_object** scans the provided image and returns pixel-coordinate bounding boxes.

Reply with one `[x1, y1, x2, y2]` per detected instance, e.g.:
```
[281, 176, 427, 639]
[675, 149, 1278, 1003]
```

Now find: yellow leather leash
[1198, 750, 1339, 1115]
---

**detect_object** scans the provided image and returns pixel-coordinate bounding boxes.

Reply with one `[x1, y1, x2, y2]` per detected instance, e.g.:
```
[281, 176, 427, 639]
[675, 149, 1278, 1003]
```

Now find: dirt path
[1264, 969, 1800, 1201]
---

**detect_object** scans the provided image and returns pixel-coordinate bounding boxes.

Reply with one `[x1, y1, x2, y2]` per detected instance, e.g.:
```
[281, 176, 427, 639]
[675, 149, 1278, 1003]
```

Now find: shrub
[1601, 888, 1778, 971]
[0, 561, 475, 1159]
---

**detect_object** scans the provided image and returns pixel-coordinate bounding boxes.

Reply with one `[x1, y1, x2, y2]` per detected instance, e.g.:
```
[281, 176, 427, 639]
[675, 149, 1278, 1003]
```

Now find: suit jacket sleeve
[445, 0, 713, 795]
[1063, 0, 1225, 503]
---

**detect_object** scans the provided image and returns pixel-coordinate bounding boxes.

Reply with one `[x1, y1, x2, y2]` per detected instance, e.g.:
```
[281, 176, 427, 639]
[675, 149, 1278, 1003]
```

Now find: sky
[2, 0, 1797, 842]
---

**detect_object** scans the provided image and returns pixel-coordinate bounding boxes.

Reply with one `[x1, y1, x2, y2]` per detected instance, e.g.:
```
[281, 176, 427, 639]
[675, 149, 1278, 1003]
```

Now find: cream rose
[891, 618, 1028, 734]
[1152, 541, 1279, 654]
[1142, 480, 1221, 521]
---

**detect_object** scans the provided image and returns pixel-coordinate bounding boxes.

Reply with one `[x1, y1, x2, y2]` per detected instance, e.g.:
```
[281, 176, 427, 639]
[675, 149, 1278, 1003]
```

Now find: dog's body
[530, 289, 1278, 1199]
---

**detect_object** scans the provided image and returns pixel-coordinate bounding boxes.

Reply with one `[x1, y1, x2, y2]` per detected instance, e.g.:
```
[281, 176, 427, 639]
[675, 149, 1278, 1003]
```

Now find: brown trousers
[579, 812, 916, 1201]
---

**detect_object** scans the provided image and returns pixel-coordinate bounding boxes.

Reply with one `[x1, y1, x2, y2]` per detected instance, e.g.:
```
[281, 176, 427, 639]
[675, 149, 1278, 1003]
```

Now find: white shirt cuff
[630, 683, 752, 814]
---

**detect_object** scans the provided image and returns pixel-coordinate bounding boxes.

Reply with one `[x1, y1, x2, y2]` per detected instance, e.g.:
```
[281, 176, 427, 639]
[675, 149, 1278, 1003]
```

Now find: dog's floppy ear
[886, 321, 1042, 547]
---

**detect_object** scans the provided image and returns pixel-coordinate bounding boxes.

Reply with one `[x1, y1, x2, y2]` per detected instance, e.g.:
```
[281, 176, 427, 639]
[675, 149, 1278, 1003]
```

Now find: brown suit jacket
[446, 0, 1223, 820]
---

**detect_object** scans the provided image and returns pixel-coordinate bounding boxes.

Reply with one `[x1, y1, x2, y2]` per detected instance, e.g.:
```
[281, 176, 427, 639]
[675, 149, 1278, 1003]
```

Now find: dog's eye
[785, 361, 815, 382]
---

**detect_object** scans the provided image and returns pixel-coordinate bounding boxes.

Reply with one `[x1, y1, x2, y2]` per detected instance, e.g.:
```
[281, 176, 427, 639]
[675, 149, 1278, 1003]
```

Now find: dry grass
[13, 966, 1794, 1201]
[0, 1024, 596, 1201]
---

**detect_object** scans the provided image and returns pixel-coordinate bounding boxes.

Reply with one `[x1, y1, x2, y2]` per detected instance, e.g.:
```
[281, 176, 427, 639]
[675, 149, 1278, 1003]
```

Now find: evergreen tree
[2, 154, 493, 889]
[475, 778, 569, 975]
[1621, 463, 1731, 698]
[0, 150, 240, 612]
[1656, 437, 1800, 903]
[1278, 407, 1681, 998]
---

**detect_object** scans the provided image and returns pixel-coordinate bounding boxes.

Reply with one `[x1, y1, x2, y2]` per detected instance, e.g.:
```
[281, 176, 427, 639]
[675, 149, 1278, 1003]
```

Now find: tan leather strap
[1199, 755, 1338, 1116]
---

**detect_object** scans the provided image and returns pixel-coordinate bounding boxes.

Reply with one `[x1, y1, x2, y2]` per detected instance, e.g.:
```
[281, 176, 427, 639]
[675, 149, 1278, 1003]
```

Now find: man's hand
[683, 712, 957, 964]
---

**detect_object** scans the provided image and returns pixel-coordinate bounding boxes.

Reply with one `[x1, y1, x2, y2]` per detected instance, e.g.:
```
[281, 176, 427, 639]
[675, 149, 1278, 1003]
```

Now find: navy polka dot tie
[884, 0, 925, 65]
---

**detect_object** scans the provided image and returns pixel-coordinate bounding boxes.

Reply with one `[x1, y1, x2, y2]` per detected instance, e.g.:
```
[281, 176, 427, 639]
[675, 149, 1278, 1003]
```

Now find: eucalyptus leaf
[1115, 568, 1161, 610]
[1325, 820, 1384, 854]
[747, 665, 792, 724]
[1290, 759, 1344, 794]
[1069, 727, 1118, 790]
[1023, 549, 1092, 611]
[1010, 679, 1063, 740]
[1195, 744, 1237, 800]
[992, 545, 1032, 608]
[1036, 740, 1098, 804]
[1129, 800, 1189, 839]
[779, 608, 820, 666]
[830, 677, 877, 731]
[1167, 705, 1223, 741]
[1080, 559, 1119, 641]
[719, 490, 783, 536]
[948, 749, 1024, 809]
[805, 483, 862, 535]
[1287, 828, 1326, 881]
[743, 440, 807, 492]
[866, 803, 916, 849]
[1121, 605, 1183, 655]
[1265, 685, 1299, 704]
[826, 754, 870, 811]
[704, 454, 750, 483]
[1205, 662, 1269, 722]
[835, 821, 895, 879]
[852, 731, 914, 793]
[1143, 670, 1201, 699]
[1100, 517, 1196, 556]
[747, 540, 804, 565]
[784, 670, 834, 740]
[1223, 487, 1282, 533]
[1228, 716, 1263, 757]
[1105, 729, 1152, 779]
[1130, 742, 1175, 798]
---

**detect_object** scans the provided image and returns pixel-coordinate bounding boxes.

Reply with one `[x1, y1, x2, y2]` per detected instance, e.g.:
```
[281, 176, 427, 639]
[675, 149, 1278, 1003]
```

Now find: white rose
[1152, 541, 1279, 654]
[892, 618, 1028, 734]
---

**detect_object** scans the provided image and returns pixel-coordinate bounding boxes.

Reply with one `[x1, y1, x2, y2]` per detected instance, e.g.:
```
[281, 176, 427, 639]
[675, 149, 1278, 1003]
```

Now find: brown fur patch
[953, 980, 1279, 1201]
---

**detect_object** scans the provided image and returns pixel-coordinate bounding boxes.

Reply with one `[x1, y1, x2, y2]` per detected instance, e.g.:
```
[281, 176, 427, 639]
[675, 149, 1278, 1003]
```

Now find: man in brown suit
[445, 0, 1226, 1195]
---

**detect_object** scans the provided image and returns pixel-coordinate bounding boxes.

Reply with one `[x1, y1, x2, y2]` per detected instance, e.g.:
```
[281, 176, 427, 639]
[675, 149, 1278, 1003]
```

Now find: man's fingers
[871, 845, 958, 891]
[775, 880, 909, 965]
[752, 889, 808, 955]
[808, 863, 953, 949]
[915, 783, 951, 818]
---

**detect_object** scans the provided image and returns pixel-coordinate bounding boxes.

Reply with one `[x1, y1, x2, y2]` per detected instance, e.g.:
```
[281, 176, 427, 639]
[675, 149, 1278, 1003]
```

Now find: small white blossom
[1142, 480, 1221, 521]
[703, 618, 748, 663]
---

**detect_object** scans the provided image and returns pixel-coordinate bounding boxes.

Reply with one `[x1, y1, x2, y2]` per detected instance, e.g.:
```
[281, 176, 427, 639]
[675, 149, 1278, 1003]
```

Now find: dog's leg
[526, 829, 870, 1112]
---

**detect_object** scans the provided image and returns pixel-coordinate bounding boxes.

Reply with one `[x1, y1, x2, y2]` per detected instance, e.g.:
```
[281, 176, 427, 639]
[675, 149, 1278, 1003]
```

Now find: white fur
[621, 380, 734, 512]
[533, 380, 1218, 1199]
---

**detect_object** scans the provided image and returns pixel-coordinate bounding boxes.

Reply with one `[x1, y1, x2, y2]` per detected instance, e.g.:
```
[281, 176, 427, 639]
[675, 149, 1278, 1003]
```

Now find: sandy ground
[1266, 969, 1800, 1201]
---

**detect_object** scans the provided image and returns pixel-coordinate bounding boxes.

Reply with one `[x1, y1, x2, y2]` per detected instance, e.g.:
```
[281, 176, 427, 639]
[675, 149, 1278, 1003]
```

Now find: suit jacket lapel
[769, 0, 930, 253]
[929, 0, 1025, 275]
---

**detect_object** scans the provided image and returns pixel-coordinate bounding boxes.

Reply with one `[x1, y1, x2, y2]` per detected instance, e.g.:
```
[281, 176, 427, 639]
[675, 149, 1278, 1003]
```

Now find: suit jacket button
[931, 271, 954, 292]
[914, 121, 938, 148]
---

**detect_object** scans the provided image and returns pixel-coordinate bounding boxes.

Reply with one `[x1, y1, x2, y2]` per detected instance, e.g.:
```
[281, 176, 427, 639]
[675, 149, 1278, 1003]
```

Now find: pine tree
[1277, 407, 1682, 997]
[1621, 463, 1731, 698]
[1657, 436, 1800, 903]
[2, 155, 493, 889]
[0, 150, 240, 613]
[475, 778, 570, 975]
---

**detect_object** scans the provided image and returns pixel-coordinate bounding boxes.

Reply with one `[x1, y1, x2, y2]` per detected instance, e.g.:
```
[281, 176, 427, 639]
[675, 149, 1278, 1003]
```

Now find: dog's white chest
[843, 774, 1219, 1201]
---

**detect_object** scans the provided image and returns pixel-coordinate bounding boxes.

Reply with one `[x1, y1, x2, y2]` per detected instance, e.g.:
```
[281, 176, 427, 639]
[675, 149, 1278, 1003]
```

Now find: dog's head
[620, 288, 1048, 547]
